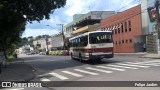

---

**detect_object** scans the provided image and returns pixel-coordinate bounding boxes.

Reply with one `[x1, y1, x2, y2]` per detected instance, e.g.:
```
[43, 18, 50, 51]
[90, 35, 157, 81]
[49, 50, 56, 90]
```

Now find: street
[4, 54, 159, 90]
[20, 54, 160, 81]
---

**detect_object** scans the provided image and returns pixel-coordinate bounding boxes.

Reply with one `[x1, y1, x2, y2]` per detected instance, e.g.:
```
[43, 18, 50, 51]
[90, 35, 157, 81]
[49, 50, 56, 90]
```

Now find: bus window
[80, 35, 88, 46]
[89, 32, 112, 44]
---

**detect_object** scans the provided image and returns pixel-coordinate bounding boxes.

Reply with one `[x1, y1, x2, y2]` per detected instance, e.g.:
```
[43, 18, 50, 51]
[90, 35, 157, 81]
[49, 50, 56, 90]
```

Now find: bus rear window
[89, 32, 112, 44]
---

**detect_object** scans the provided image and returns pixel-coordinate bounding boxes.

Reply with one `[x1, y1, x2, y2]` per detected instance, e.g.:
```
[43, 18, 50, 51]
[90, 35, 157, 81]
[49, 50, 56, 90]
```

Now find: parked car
[39, 52, 46, 55]
[63, 50, 69, 55]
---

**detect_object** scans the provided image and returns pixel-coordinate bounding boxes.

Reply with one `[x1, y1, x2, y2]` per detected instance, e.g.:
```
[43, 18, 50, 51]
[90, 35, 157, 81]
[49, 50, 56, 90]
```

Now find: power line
[101, 5, 151, 29]
[116, 0, 140, 12]
[78, 0, 140, 20]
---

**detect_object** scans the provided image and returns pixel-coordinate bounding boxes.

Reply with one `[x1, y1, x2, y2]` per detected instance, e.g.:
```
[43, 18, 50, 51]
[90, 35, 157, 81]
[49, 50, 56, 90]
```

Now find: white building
[51, 35, 64, 50]
[33, 38, 52, 52]
[64, 11, 116, 38]
[140, 0, 160, 54]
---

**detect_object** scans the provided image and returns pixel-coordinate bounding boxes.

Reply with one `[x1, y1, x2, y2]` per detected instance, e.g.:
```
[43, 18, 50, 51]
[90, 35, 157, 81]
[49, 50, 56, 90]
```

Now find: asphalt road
[8, 54, 160, 90]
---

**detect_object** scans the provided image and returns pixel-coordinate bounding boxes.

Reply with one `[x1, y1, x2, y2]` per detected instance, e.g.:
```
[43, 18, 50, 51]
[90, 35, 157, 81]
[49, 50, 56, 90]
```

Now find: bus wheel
[97, 59, 102, 62]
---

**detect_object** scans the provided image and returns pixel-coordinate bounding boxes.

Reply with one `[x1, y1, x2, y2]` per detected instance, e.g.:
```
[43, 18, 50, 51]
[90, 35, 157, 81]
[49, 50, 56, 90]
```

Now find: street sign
[148, 7, 157, 22]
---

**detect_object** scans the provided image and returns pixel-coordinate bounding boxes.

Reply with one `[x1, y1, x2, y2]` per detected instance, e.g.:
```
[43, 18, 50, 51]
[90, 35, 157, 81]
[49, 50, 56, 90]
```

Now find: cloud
[65, 0, 97, 16]
[23, 0, 139, 37]
[22, 28, 59, 38]
[65, 0, 139, 16]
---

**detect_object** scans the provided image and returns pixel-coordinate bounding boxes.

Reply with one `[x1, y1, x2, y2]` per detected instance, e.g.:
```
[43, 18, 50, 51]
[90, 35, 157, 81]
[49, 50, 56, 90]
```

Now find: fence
[0, 53, 6, 74]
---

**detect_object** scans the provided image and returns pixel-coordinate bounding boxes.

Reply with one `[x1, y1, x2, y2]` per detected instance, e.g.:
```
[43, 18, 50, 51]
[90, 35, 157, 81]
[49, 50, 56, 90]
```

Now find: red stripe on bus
[94, 47, 113, 52]
[73, 47, 113, 52]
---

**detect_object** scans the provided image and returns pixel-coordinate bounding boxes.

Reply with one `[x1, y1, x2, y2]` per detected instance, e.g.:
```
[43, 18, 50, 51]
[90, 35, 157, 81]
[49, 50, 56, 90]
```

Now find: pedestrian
[14, 53, 17, 58]
[143, 43, 146, 52]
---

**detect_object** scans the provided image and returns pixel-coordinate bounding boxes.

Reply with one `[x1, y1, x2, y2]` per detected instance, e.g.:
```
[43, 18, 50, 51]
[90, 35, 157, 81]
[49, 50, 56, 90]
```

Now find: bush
[7, 55, 14, 62]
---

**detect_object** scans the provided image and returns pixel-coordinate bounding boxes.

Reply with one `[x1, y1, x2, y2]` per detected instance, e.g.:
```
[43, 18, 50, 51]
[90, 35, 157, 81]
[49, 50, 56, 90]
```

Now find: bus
[69, 31, 113, 62]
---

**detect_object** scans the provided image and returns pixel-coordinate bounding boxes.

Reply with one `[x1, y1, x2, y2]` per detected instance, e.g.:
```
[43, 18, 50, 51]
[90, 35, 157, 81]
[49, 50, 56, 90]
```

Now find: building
[21, 45, 34, 53]
[64, 11, 116, 38]
[51, 35, 64, 50]
[141, 0, 160, 54]
[101, 5, 144, 53]
[33, 38, 52, 53]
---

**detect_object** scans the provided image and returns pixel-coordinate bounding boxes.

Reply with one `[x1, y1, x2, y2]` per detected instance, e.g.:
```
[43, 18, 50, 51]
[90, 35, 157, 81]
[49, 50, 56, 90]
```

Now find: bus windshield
[89, 32, 112, 44]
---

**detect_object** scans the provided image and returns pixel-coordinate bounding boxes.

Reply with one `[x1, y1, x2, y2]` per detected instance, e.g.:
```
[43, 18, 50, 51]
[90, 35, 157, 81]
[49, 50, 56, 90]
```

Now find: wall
[100, 5, 142, 53]
[141, 0, 156, 34]
[51, 35, 64, 49]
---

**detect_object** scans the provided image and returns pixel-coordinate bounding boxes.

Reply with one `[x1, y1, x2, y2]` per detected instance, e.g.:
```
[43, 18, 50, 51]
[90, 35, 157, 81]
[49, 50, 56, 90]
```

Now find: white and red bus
[69, 31, 113, 62]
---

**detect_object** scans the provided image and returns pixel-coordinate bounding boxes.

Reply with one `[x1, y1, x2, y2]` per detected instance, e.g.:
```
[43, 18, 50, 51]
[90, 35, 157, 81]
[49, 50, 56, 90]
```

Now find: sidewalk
[115, 52, 160, 59]
[0, 58, 35, 81]
[115, 52, 146, 55]
[141, 53, 160, 59]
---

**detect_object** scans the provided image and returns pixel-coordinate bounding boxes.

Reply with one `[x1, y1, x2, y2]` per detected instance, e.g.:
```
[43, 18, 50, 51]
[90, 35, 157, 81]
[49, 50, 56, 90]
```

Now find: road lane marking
[49, 72, 68, 80]
[86, 67, 112, 73]
[96, 66, 125, 71]
[40, 78, 51, 82]
[149, 60, 160, 62]
[74, 69, 99, 75]
[132, 61, 160, 64]
[107, 65, 138, 69]
[116, 63, 150, 68]
[136, 60, 160, 64]
[62, 71, 83, 77]
[126, 62, 160, 66]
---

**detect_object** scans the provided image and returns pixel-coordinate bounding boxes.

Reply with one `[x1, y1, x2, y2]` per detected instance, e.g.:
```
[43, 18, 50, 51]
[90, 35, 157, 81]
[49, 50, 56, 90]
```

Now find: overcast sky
[22, 0, 139, 38]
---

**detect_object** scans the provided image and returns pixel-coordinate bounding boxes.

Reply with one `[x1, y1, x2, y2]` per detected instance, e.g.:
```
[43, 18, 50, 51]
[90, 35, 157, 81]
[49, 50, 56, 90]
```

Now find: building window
[126, 39, 128, 44]
[122, 40, 124, 44]
[112, 30, 114, 34]
[129, 39, 132, 43]
[116, 41, 117, 44]
[115, 29, 117, 34]
[121, 23, 123, 33]
[125, 22, 127, 32]
[119, 41, 121, 44]
[128, 20, 131, 31]
[118, 26, 120, 34]
[129, 28, 131, 31]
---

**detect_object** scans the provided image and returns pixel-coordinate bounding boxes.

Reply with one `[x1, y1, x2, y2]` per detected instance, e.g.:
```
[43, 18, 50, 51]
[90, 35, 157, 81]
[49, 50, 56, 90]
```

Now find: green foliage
[8, 44, 17, 55]
[18, 37, 34, 47]
[6, 55, 14, 62]
[0, 0, 66, 59]
[0, 5, 26, 49]
[0, 0, 66, 22]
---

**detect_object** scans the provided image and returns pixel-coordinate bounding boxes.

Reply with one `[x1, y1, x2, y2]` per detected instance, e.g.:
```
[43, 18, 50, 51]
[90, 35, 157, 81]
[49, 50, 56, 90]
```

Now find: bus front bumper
[89, 52, 114, 60]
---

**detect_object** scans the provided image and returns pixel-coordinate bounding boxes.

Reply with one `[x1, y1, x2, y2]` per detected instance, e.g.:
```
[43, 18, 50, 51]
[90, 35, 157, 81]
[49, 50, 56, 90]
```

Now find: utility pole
[155, 0, 160, 56]
[45, 35, 49, 55]
[57, 24, 65, 50]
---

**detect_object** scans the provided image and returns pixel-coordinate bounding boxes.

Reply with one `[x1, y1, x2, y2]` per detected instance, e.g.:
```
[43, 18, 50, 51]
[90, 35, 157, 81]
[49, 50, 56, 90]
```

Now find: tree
[0, 5, 26, 59]
[0, 0, 66, 22]
[0, 0, 66, 59]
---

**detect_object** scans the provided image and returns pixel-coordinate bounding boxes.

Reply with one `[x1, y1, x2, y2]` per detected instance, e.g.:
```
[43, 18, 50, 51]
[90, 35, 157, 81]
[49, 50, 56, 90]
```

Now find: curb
[115, 53, 146, 56]
[140, 56, 160, 59]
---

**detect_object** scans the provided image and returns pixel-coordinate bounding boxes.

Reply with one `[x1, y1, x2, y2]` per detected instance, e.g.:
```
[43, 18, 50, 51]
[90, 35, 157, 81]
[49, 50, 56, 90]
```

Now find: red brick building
[100, 5, 144, 53]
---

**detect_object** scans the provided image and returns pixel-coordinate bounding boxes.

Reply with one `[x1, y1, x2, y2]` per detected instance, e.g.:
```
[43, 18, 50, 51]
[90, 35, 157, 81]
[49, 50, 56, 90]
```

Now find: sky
[22, 0, 139, 38]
